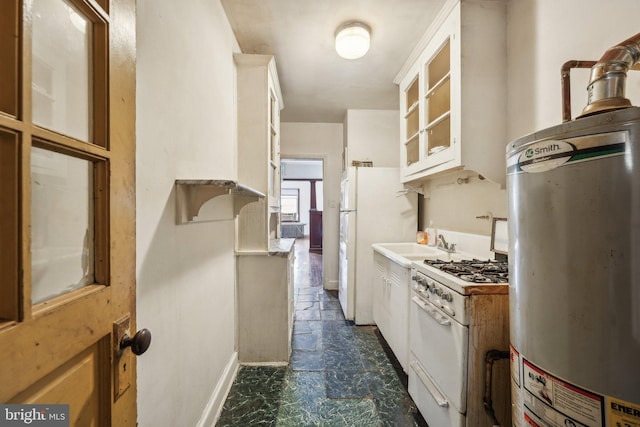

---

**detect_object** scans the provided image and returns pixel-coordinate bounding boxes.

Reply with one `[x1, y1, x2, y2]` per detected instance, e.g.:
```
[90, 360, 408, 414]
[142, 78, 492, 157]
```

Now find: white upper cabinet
[235, 53, 284, 250]
[396, 0, 507, 187]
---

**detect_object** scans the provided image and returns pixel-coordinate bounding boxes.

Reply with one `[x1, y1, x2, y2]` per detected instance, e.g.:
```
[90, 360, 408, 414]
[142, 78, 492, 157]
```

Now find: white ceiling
[221, 0, 447, 123]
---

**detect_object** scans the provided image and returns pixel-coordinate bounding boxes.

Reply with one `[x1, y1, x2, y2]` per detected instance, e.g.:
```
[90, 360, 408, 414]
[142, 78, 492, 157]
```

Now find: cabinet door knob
[120, 328, 152, 355]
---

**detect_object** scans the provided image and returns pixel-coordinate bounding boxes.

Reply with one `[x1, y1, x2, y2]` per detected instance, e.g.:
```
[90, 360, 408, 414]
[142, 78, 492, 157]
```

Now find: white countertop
[372, 232, 508, 296]
[269, 238, 296, 255]
[372, 242, 471, 268]
[236, 238, 296, 257]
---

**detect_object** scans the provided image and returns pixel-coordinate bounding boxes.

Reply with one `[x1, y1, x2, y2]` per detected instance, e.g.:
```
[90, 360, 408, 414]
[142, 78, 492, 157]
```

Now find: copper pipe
[579, 32, 640, 118]
[561, 60, 596, 122]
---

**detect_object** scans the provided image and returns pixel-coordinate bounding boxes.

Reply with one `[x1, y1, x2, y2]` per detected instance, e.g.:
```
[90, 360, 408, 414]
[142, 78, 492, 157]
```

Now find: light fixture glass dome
[335, 22, 371, 60]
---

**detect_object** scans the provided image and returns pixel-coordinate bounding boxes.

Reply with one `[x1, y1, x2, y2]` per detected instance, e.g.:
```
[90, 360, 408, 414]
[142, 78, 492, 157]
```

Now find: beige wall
[136, 1, 239, 425]
[421, 0, 640, 237]
[422, 171, 507, 236]
[506, 0, 640, 141]
[280, 123, 344, 289]
[344, 109, 400, 167]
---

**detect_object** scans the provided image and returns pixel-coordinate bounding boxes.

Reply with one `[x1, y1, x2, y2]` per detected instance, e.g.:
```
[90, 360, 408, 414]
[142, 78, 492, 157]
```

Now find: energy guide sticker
[608, 397, 640, 427]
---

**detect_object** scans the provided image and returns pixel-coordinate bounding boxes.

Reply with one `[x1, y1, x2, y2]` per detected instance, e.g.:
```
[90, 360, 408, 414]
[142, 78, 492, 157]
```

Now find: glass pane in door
[32, 0, 92, 141]
[31, 147, 94, 304]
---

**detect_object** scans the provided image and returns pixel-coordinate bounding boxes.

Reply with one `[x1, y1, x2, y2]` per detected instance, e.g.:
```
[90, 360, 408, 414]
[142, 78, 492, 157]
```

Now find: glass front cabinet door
[397, 0, 507, 187]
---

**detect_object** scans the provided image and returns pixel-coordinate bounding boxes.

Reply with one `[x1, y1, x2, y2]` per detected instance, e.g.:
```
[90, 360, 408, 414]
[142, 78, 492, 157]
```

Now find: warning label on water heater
[511, 346, 640, 427]
[521, 359, 604, 426]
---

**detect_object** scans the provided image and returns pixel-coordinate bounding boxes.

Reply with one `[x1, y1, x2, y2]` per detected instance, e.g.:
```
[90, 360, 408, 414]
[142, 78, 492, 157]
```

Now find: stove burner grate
[423, 259, 509, 283]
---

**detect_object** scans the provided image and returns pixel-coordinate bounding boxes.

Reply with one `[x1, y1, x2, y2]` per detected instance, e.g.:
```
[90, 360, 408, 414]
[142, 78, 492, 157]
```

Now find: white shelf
[175, 179, 265, 224]
[424, 71, 450, 98]
[404, 100, 420, 118]
[425, 110, 451, 131]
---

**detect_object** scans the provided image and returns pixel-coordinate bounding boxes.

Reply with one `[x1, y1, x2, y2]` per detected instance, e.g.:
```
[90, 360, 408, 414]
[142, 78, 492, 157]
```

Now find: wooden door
[0, 0, 138, 425]
[309, 210, 323, 253]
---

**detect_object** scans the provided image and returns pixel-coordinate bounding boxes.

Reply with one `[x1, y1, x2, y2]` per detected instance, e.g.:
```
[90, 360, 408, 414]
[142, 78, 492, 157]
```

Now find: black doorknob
[120, 328, 152, 355]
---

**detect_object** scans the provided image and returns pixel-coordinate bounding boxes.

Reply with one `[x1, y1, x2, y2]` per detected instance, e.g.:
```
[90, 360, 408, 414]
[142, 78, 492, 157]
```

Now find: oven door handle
[410, 360, 450, 408]
[412, 296, 451, 326]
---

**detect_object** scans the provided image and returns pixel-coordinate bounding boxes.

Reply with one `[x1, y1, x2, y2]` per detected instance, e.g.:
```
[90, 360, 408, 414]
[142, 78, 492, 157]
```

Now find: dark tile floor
[217, 238, 426, 426]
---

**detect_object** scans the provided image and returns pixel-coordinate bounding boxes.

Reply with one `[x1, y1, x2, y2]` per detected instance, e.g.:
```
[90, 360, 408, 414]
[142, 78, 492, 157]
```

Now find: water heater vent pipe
[578, 32, 640, 118]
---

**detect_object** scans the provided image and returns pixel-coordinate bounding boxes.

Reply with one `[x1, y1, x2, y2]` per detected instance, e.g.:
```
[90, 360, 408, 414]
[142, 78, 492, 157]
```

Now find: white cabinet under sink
[372, 250, 411, 372]
[396, 0, 507, 186]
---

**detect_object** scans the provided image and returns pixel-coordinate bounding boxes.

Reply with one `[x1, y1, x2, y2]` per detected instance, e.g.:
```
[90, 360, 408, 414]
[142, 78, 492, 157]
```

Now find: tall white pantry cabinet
[234, 53, 295, 364]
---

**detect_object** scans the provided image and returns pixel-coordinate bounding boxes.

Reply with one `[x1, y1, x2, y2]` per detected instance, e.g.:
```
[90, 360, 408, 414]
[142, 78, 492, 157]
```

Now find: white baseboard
[196, 351, 239, 427]
[324, 279, 338, 290]
[239, 361, 288, 367]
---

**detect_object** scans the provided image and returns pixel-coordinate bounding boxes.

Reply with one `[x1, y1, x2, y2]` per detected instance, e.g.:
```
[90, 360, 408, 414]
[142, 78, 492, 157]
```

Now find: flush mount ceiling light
[335, 22, 371, 60]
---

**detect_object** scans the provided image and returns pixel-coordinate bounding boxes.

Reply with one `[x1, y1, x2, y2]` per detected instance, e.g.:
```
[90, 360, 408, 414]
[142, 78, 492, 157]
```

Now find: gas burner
[423, 258, 509, 283]
[440, 264, 470, 274]
[481, 264, 506, 273]
[460, 273, 493, 283]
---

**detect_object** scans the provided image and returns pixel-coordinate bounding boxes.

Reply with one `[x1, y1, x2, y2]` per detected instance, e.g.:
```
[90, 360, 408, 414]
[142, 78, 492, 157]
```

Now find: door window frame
[0, 0, 111, 323]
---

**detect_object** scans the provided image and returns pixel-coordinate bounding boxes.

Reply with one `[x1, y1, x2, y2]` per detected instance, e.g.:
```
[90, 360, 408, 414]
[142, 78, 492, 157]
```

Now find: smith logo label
[518, 140, 575, 173]
[0, 405, 69, 426]
[524, 142, 564, 158]
[507, 131, 627, 175]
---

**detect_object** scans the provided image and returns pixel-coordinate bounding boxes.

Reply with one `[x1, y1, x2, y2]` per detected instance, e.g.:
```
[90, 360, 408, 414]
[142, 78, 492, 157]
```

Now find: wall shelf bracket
[175, 179, 265, 224]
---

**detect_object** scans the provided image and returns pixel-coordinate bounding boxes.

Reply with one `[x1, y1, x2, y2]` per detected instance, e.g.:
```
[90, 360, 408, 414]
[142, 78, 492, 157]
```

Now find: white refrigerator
[338, 167, 417, 324]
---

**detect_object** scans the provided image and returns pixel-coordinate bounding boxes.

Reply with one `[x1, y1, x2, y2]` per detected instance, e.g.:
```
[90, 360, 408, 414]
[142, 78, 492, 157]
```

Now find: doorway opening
[280, 157, 323, 269]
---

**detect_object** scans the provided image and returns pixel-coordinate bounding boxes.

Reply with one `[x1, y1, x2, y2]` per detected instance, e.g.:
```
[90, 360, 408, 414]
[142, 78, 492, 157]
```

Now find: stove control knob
[432, 287, 442, 296]
[441, 292, 453, 302]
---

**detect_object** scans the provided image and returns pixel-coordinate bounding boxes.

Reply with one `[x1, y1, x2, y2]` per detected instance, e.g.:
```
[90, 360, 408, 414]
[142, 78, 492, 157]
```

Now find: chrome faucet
[437, 234, 456, 253]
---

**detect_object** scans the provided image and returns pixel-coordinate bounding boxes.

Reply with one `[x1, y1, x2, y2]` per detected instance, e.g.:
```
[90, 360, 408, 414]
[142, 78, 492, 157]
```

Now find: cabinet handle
[410, 360, 449, 408]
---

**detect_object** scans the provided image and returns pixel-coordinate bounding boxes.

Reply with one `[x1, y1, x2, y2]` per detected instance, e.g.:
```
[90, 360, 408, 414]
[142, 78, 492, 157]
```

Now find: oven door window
[410, 295, 469, 412]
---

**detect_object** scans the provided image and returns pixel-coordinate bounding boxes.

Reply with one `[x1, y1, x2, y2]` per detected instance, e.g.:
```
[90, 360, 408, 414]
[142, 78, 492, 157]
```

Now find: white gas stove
[408, 230, 511, 427]
[411, 258, 508, 326]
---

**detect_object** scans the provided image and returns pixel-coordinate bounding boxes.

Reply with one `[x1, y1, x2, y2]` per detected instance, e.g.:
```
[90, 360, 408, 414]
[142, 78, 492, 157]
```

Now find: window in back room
[281, 188, 300, 222]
